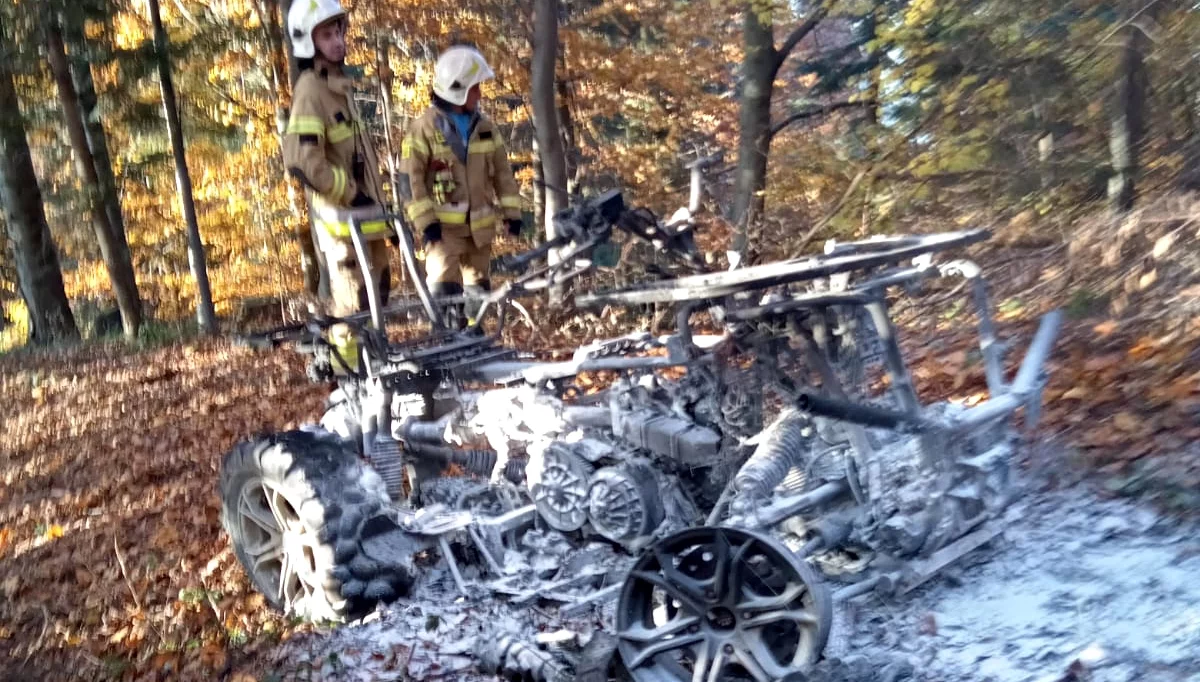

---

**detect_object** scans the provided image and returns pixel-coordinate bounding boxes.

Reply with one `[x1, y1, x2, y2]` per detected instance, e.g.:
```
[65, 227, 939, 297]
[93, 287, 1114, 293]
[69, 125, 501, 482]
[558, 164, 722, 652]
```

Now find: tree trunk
[149, 0, 216, 333]
[0, 27, 79, 344]
[531, 0, 569, 299]
[556, 76, 579, 194]
[731, 2, 776, 259]
[375, 38, 403, 211]
[1108, 19, 1149, 212]
[60, 5, 131, 256]
[46, 19, 143, 337]
[281, 0, 301, 88]
[532, 138, 546, 229]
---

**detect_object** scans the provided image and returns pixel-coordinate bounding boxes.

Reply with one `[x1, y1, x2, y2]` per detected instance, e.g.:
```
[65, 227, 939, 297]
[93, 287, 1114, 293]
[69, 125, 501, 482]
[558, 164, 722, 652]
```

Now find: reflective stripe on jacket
[399, 104, 522, 246]
[283, 65, 390, 240]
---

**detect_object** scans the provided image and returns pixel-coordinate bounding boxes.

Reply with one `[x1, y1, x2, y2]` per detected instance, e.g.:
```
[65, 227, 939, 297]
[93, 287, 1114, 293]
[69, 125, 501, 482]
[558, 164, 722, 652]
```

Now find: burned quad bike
[220, 190, 1060, 681]
[220, 190, 708, 623]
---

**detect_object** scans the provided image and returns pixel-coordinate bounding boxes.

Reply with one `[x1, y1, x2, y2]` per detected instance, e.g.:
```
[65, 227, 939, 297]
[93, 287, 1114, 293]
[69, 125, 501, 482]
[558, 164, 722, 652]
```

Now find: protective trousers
[315, 226, 391, 373]
[424, 223, 491, 287]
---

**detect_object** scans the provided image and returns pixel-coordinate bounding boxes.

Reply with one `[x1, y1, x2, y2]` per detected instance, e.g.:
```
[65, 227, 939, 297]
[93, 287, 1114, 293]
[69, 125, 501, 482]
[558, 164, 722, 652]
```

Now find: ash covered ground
[256, 455, 1200, 682]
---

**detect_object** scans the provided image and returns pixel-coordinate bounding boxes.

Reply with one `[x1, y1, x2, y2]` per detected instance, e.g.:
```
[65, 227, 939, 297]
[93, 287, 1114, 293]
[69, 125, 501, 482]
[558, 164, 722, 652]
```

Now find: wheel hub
[616, 526, 832, 682]
[237, 479, 327, 616]
[705, 606, 737, 632]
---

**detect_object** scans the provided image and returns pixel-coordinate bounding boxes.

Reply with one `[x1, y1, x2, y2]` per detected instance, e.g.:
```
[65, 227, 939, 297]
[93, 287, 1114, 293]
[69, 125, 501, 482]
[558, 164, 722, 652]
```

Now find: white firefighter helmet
[433, 46, 495, 106]
[288, 0, 348, 60]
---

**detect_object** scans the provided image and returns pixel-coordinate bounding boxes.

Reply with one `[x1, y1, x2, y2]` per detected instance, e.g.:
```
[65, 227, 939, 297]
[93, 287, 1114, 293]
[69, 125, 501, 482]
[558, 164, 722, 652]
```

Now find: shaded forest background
[0, 0, 1198, 680]
[1, 0, 1197, 342]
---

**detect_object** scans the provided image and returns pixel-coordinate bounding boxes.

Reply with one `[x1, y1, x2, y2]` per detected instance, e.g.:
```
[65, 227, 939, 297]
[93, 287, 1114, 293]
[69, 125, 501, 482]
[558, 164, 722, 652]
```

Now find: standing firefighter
[400, 46, 523, 327]
[284, 0, 391, 372]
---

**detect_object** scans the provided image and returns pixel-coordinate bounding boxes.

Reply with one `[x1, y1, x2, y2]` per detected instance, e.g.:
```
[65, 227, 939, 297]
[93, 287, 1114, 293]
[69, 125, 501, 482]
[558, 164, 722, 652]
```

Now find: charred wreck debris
[220, 189, 1062, 681]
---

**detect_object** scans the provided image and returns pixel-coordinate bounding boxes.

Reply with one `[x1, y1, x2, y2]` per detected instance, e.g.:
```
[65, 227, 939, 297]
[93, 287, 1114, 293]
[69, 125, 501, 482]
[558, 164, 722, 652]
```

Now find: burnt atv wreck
[220, 189, 1061, 681]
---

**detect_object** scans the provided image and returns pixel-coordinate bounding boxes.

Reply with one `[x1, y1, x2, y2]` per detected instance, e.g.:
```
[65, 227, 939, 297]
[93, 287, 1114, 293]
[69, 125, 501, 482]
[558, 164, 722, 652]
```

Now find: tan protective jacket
[399, 105, 522, 246]
[283, 65, 390, 240]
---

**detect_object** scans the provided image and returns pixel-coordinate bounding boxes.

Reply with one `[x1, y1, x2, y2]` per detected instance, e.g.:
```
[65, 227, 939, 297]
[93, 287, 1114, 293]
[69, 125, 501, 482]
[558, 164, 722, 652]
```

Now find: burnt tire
[219, 429, 419, 623]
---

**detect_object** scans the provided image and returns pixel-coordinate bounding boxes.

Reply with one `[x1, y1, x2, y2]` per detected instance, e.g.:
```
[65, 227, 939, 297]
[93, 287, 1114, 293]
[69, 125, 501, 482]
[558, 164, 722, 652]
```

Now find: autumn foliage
[1, 0, 1200, 679]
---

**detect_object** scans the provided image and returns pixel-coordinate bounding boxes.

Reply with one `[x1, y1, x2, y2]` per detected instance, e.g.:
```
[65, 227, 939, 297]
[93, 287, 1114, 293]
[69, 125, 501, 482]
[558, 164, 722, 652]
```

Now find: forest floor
[0, 208, 1197, 681]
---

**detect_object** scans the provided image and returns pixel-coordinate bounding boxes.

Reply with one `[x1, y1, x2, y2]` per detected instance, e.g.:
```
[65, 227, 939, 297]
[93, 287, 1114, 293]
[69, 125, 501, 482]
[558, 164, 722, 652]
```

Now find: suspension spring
[450, 449, 499, 478]
[732, 409, 811, 501]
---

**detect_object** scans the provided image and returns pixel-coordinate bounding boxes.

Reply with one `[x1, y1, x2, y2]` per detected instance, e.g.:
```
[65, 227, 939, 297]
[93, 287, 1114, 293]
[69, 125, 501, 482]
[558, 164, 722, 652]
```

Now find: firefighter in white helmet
[399, 45, 524, 328]
[283, 0, 392, 373]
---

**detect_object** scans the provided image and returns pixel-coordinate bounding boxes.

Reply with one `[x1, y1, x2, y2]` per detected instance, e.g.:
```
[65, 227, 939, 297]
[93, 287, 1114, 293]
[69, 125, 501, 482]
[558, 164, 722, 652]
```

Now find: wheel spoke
[740, 581, 807, 613]
[243, 528, 282, 560]
[622, 629, 706, 669]
[724, 539, 755, 604]
[240, 489, 278, 534]
[276, 547, 292, 604]
[692, 642, 728, 682]
[730, 640, 774, 682]
[708, 530, 732, 599]
[631, 570, 705, 615]
[653, 544, 708, 606]
[266, 488, 295, 532]
[689, 641, 711, 682]
[742, 607, 817, 630]
[620, 614, 701, 644]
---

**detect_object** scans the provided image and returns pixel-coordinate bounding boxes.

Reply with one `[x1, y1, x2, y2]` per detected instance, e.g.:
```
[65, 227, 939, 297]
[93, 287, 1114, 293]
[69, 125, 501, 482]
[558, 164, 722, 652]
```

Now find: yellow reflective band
[317, 218, 391, 238]
[330, 167, 347, 200]
[470, 140, 496, 154]
[329, 330, 359, 374]
[470, 214, 497, 230]
[436, 211, 469, 225]
[406, 199, 435, 220]
[499, 195, 521, 209]
[287, 115, 325, 136]
[328, 122, 354, 143]
[402, 137, 428, 159]
[432, 143, 454, 159]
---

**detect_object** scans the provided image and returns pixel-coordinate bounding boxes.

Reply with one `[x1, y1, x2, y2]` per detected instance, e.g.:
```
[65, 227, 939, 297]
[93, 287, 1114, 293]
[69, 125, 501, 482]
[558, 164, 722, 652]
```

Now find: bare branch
[769, 99, 875, 140]
[775, 3, 832, 71]
[789, 105, 944, 257]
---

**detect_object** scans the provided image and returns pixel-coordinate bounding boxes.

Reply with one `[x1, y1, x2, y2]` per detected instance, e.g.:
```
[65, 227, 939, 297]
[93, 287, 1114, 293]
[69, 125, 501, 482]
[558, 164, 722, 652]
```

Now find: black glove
[505, 218, 524, 237]
[423, 221, 443, 244]
[349, 189, 375, 207]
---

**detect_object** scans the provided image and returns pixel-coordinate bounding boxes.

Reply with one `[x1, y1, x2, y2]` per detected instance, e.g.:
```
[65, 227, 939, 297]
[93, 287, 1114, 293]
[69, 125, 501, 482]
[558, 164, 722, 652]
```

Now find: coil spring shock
[448, 449, 526, 484]
[732, 409, 811, 501]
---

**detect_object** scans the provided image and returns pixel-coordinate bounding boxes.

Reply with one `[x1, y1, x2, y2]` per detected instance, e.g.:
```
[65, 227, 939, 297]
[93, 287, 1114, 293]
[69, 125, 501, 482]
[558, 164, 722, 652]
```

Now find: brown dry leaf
[1061, 386, 1090, 401]
[1112, 412, 1141, 433]
[1093, 320, 1119, 337]
[200, 642, 228, 670]
[1152, 233, 1176, 259]
[1084, 353, 1123, 373]
[1138, 269, 1158, 290]
[152, 651, 182, 674]
[228, 672, 257, 682]
[152, 524, 180, 548]
[945, 350, 968, 370]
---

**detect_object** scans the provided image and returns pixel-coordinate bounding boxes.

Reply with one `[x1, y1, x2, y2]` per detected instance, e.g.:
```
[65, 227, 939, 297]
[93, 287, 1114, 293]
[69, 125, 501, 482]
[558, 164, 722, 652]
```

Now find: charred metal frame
[235, 188, 1061, 682]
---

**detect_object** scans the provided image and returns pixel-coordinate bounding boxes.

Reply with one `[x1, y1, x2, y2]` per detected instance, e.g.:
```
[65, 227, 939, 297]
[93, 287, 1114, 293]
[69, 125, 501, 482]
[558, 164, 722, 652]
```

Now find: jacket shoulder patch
[299, 134, 320, 145]
[479, 130, 494, 140]
[334, 111, 347, 123]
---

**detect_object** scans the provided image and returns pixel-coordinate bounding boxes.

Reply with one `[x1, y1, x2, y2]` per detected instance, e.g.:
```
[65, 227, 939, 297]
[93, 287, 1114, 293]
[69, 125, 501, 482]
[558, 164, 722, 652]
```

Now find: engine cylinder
[586, 463, 665, 545]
